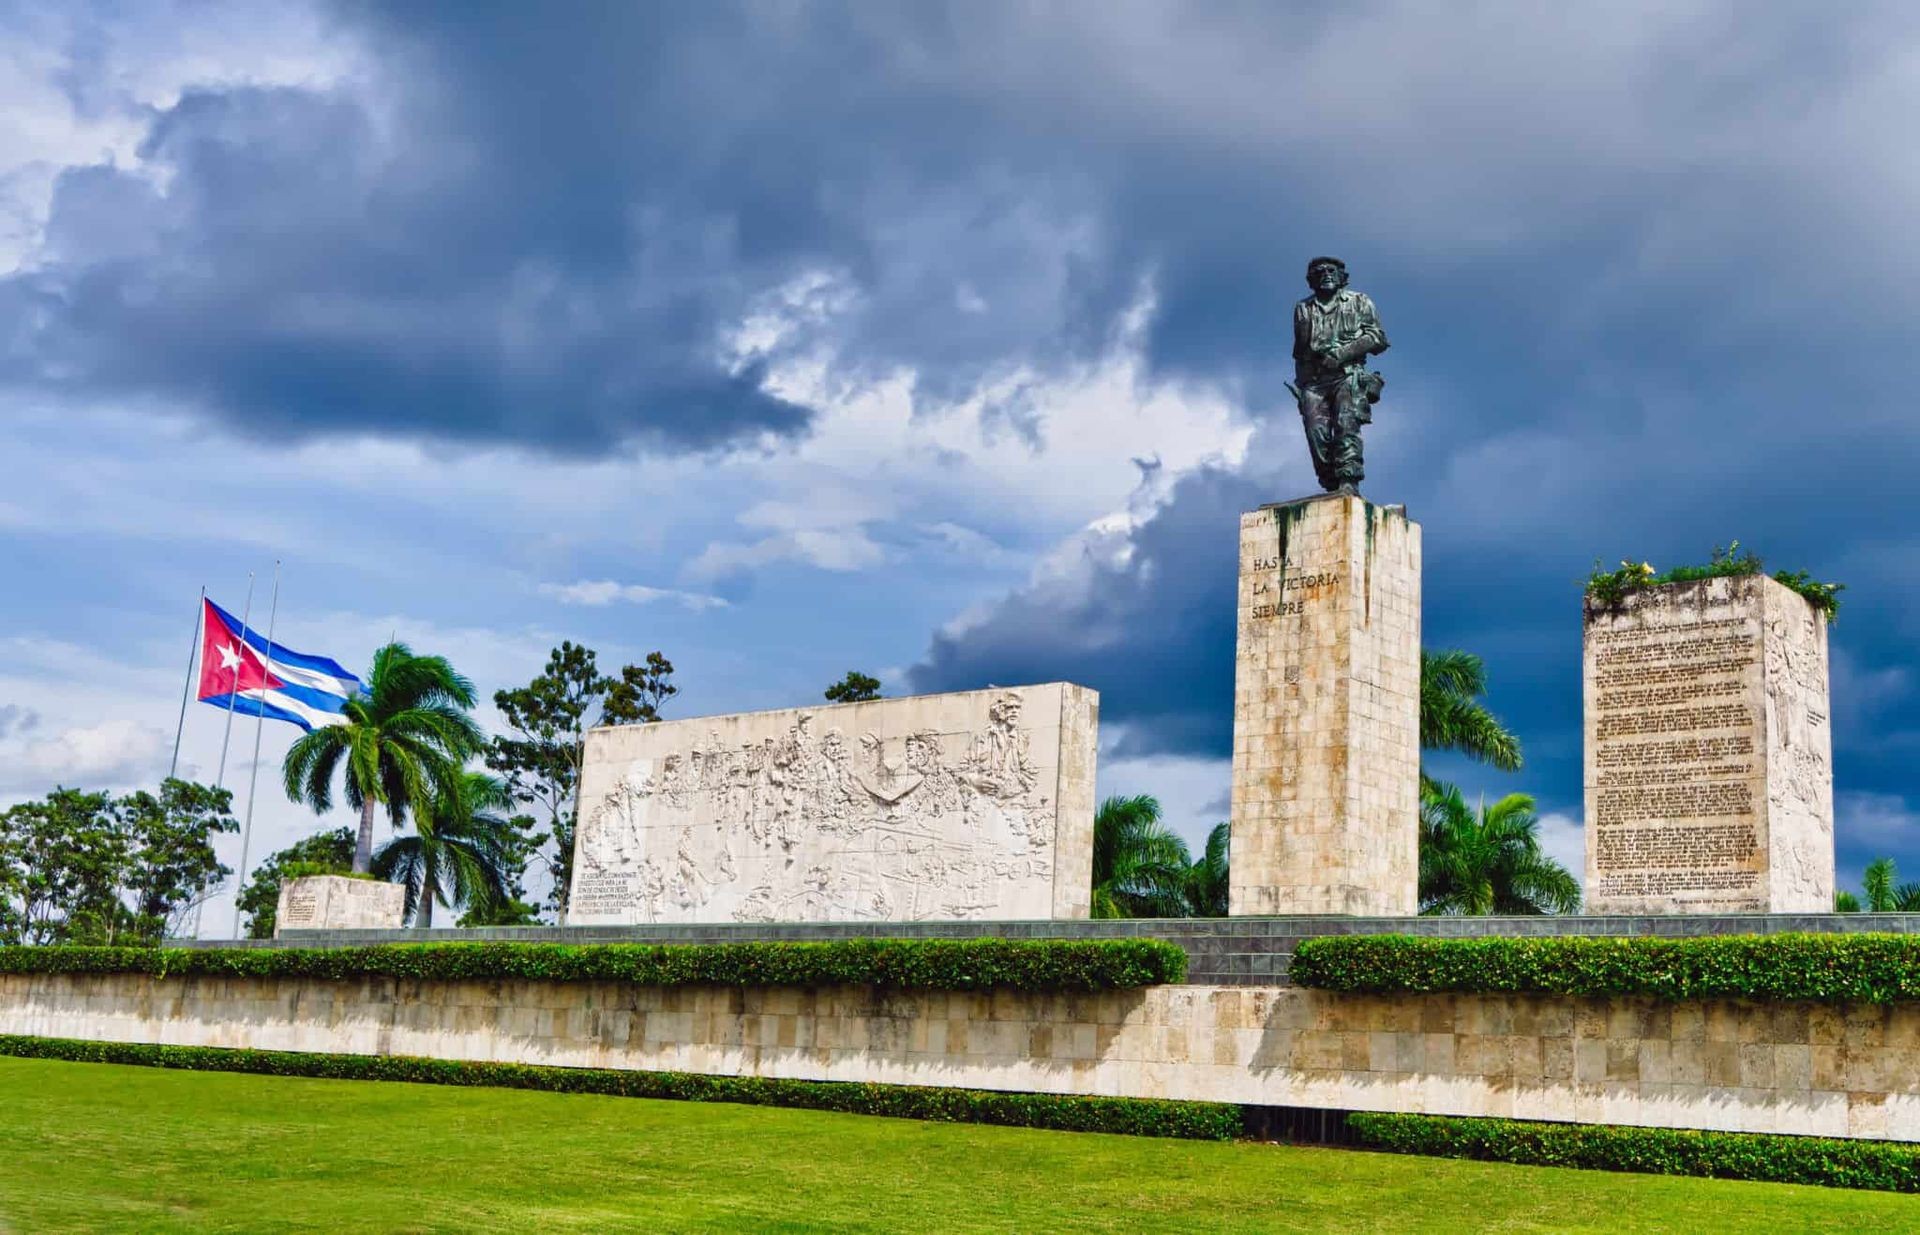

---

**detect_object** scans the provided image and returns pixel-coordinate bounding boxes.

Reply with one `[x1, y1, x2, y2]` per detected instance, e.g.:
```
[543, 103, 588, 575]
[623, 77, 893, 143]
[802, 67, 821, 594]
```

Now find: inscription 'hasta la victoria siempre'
[1248, 564, 1339, 620]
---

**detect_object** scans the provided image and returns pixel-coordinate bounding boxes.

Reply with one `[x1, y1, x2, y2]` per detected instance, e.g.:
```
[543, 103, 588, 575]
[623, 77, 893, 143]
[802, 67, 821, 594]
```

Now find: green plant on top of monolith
[1584, 541, 1842, 621]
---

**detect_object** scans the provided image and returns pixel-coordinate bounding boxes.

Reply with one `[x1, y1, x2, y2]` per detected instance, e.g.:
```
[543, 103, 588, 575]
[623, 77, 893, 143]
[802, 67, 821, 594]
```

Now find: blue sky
[2, 2, 1916, 930]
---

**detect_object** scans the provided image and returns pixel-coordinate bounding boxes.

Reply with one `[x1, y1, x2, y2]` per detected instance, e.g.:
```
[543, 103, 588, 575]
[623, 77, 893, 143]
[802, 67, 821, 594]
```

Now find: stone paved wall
[6, 971, 1916, 1141]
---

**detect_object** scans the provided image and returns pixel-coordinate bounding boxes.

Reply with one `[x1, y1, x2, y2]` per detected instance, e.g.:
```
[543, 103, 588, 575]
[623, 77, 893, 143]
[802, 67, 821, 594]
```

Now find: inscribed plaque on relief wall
[566, 683, 1098, 924]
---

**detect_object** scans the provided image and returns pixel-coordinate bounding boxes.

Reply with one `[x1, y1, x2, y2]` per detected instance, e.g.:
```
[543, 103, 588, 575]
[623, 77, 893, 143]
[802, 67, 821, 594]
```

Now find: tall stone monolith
[1583, 574, 1834, 914]
[1229, 493, 1421, 915]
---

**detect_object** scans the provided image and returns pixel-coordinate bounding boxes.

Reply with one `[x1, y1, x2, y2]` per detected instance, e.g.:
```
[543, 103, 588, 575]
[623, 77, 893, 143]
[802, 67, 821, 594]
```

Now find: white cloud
[539, 580, 728, 611]
[1838, 791, 1920, 847]
[1535, 810, 1587, 895]
[688, 527, 888, 580]
[0, 718, 169, 795]
[916, 521, 1017, 566]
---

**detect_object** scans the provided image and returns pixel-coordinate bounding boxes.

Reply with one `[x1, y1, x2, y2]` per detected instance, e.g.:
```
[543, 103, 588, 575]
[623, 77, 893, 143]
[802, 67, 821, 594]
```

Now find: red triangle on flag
[196, 598, 284, 700]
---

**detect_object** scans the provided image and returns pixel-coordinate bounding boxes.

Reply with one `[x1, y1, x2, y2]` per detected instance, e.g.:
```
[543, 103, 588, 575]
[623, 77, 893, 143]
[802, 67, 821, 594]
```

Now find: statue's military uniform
[1292, 283, 1388, 492]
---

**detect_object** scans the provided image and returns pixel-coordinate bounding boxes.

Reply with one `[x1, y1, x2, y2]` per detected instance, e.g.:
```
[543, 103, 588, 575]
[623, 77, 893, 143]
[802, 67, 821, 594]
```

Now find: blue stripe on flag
[197, 691, 321, 732]
[206, 598, 362, 698]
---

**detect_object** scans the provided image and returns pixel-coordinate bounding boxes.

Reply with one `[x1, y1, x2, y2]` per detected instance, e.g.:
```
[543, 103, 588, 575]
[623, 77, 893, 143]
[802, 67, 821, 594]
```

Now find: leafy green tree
[236, 828, 354, 939]
[1835, 890, 1862, 912]
[1418, 780, 1579, 915]
[489, 642, 676, 919]
[1091, 794, 1192, 919]
[458, 894, 543, 927]
[282, 642, 485, 874]
[1184, 822, 1230, 918]
[824, 671, 882, 703]
[1420, 649, 1522, 772]
[490, 642, 604, 918]
[372, 771, 518, 928]
[604, 651, 678, 724]
[0, 788, 122, 944]
[115, 779, 238, 940]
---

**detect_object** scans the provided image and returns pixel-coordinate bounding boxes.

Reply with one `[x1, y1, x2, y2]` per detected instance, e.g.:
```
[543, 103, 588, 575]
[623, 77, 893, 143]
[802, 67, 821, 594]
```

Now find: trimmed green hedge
[1290, 933, 1920, 1004]
[1349, 1112, 1920, 1193]
[0, 1034, 1240, 1141]
[0, 938, 1185, 992]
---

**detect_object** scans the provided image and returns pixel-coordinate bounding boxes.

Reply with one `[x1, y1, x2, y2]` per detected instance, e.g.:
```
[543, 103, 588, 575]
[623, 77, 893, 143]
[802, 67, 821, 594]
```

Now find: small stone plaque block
[1584, 575, 1834, 914]
[1229, 493, 1421, 915]
[274, 875, 406, 935]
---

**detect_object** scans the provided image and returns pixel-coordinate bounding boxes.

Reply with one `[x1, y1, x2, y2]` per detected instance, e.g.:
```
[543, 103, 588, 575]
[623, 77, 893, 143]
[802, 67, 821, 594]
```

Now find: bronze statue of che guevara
[1291, 256, 1388, 495]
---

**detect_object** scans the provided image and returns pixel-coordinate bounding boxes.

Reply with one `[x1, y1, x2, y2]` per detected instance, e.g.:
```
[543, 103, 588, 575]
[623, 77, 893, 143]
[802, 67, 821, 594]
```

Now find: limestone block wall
[1230, 494, 1421, 915]
[6, 972, 1914, 1142]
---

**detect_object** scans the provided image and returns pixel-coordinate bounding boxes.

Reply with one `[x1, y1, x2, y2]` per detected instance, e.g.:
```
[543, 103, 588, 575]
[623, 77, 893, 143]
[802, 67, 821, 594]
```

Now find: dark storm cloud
[14, 4, 1915, 455]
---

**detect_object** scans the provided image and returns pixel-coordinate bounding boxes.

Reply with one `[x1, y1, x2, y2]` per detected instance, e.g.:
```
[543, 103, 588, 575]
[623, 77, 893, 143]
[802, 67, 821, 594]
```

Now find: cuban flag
[196, 598, 361, 731]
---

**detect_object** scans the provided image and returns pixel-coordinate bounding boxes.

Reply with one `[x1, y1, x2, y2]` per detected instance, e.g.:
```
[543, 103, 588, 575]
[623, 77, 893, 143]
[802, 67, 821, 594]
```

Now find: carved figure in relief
[1764, 611, 1832, 826]
[855, 732, 926, 816]
[962, 694, 1038, 798]
[670, 828, 713, 909]
[576, 698, 1061, 922]
[636, 860, 666, 922]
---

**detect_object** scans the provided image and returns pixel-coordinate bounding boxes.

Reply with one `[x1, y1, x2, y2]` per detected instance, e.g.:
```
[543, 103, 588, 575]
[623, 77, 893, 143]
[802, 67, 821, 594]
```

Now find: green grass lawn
[1, 1058, 1914, 1233]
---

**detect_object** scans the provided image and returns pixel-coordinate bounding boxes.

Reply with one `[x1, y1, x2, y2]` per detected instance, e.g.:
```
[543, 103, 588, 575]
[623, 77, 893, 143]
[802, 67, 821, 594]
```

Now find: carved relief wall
[1763, 579, 1835, 908]
[567, 683, 1097, 924]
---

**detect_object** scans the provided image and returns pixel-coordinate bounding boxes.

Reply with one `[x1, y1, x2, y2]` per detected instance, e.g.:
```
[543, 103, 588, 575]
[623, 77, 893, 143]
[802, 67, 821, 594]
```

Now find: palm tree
[372, 771, 517, 928]
[1418, 780, 1579, 915]
[1851, 858, 1920, 912]
[1863, 857, 1898, 912]
[1091, 795, 1192, 919]
[1184, 822, 1230, 918]
[1421, 649, 1521, 772]
[282, 642, 485, 874]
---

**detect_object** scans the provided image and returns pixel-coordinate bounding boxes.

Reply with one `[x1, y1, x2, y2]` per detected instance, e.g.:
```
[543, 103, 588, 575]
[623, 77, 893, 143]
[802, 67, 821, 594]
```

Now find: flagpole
[168, 587, 206, 781]
[199, 572, 254, 941]
[214, 572, 255, 788]
[232, 562, 280, 939]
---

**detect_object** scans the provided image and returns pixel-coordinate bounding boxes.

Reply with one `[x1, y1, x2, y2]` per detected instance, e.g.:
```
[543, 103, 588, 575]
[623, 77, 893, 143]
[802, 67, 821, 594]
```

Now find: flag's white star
[216, 642, 243, 672]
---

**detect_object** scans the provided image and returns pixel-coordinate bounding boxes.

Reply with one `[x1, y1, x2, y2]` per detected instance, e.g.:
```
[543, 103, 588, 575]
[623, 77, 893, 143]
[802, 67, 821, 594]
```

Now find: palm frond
[1420, 648, 1523, 770]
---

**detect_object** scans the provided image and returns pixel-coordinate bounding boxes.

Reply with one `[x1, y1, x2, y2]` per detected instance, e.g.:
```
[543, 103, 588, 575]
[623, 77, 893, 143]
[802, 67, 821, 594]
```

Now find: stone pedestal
[275, 875, 406, 936]
[1584, 575, 1834, 914]
[1229, 494, 1421, 916]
